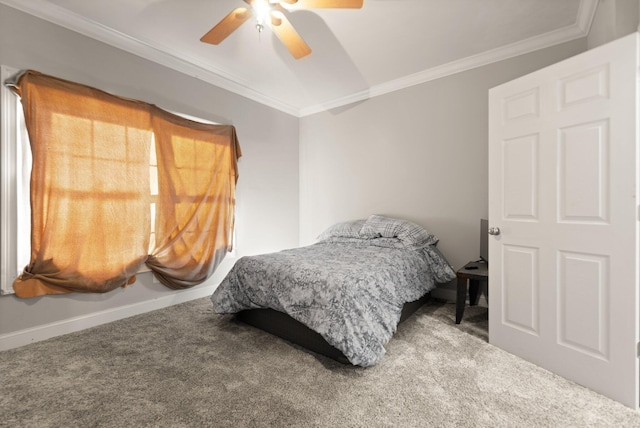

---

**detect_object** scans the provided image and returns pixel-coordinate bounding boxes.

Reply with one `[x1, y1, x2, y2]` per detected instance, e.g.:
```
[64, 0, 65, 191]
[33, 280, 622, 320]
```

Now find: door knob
[488, 227, 500, 236]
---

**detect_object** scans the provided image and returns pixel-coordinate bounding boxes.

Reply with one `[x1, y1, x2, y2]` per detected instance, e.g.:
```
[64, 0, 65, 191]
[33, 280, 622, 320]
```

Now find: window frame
[1, 65, 21, 295]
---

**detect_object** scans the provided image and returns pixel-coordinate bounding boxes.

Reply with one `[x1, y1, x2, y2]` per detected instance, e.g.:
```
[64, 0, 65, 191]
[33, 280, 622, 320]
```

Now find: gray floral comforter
[210, 237, 455, 367]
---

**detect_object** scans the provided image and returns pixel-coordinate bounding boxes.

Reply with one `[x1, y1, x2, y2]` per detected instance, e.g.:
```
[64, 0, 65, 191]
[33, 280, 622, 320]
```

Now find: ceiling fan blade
[289, 0, 363, 8]
[200, 7, 252, 45]
[270, 12, 311, 59]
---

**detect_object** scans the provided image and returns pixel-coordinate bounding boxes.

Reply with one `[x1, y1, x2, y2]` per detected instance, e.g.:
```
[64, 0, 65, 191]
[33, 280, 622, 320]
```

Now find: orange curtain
[146, 108, 241, 289]
[12, 70, 153, 298]
[10, 70, 241, 298]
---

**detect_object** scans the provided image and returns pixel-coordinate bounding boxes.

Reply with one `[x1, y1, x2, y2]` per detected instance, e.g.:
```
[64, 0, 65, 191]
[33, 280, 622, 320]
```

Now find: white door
[488, 33, 639, 408]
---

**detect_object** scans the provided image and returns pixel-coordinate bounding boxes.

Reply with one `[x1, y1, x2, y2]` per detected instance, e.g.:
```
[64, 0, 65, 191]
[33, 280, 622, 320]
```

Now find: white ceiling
[1, 0, 597, 116]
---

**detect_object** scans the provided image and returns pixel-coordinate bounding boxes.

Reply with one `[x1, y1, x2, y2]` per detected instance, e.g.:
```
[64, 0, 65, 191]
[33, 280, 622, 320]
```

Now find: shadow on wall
[272, 10, 369, 111]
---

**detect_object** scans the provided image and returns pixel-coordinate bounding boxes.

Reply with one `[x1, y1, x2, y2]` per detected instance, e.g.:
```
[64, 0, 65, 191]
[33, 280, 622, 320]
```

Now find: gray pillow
[360, 215, 437, 247]
[317, 219, 367, 241]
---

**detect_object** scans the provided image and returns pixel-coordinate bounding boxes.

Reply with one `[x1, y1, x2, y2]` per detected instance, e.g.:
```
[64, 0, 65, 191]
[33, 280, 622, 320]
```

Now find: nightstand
[456, 261, 488, 324]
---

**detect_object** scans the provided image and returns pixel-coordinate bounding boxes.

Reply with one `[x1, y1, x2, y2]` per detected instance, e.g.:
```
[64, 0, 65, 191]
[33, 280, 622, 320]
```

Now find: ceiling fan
[200, 0, 364, 59]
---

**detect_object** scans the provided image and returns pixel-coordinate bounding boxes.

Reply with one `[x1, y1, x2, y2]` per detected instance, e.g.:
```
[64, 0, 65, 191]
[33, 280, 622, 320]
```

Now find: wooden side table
[456, 261, 488, 324]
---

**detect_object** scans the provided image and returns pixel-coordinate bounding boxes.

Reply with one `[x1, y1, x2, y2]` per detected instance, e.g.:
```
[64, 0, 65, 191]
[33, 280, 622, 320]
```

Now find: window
[1, 68, 240, 297]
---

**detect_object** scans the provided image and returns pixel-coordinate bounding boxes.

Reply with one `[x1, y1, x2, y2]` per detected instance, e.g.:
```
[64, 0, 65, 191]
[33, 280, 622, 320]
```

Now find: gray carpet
[0, 297, 639, 427]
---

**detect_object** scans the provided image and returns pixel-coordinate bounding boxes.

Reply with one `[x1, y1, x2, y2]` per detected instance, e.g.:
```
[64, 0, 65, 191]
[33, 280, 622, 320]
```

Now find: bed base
[236, 293, 431, 365]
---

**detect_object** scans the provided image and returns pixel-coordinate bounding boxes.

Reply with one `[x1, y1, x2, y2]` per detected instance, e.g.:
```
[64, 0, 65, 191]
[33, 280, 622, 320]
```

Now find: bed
[211, 215, 456, 366]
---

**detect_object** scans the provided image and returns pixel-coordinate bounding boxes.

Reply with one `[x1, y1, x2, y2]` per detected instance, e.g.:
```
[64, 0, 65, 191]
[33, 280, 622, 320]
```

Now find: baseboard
[0, 285, 216, 352]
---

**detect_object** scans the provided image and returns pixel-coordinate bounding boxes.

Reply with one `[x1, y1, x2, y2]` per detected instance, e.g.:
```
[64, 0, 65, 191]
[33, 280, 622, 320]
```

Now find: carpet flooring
[0, 297, 639, 427]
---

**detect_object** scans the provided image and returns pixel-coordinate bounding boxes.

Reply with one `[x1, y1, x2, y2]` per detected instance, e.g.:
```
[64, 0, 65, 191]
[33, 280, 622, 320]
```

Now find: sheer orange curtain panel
[146, 107, 241, 289]
[11, 70, 153, 298]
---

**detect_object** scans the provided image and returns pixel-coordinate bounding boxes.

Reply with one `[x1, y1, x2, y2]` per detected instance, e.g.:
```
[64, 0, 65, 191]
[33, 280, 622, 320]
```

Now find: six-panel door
[488, 33, 639, 408]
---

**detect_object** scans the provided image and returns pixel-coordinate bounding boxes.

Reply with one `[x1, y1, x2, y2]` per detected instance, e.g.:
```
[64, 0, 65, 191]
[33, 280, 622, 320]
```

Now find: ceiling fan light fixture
[252, 0, 272, 32]
[201, 0, 364, 59]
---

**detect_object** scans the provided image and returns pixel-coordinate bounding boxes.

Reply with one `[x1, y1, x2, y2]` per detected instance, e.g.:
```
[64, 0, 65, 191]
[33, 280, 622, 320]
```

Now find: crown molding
[0, 0, 301, 116]
[1, 0, 597, 118]
[299, 0, 598, 116]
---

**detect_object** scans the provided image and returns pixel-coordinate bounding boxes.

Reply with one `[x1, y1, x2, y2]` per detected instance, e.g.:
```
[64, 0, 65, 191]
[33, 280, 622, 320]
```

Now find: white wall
[0, 4, 299, 347]
[587, 0, 640, 48]
[299, 40, 587, 301]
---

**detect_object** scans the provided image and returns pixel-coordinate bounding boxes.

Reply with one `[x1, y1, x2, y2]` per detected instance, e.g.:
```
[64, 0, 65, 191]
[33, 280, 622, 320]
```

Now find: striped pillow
[360, 215, 437, 247]
[317, 219, 367, 241]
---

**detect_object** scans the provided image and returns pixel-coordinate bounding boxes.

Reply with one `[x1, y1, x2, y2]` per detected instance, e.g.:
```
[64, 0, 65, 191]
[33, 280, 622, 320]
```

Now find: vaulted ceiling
[1, 0, 596, 116]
